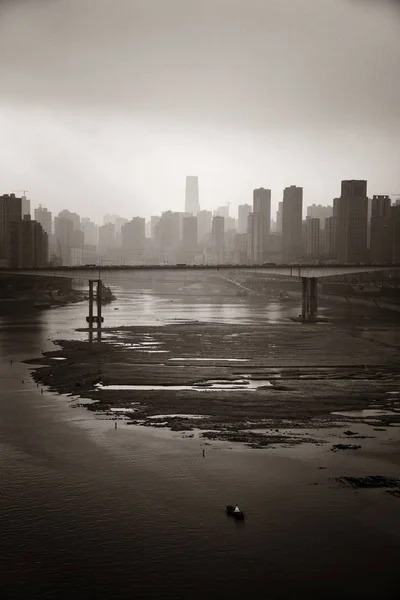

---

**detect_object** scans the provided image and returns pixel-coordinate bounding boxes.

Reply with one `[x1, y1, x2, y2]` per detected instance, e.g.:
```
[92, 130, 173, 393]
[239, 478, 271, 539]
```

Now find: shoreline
[26, 315, 400, 451]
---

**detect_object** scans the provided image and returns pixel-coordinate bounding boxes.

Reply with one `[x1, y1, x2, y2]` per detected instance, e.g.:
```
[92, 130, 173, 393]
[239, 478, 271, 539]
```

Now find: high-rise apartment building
[306, 204, 333, 224]
[392, 206, 400, 263]
[336, 180, 368, 263]
[214, 205, 229, 218]
[324, 216, 337, 257]
[98, 223, 116, 255]
[253, 188, 271, 236]
[54, 215, 73, 266]
[154, 211, 181, 261]
[305, 217, 320, 258]
[370, 195, 391, 263]
[21, 196, 30, 218]
[81, 217, 98, 247]
[197, 210, 212, 242]
[211, 216, 224, 262]
[276, 202, 283, 233]
[121, 217, 146, 262]
[10, 215, 48, 267]
[0, 193, 22, 265]
[182, 216, 198, 261]
[238, 204, 252, 234]
[247, 188, 271, 262]
[58, 209, 80, 231]
[34, 206, 52, 237]
[185, 176, 200, 215]
[247, 212, 263, 263]
[282, 186, 303, 261]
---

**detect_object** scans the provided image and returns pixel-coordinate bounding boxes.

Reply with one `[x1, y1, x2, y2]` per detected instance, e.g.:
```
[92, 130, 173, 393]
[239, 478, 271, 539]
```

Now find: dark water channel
[1, 289, 400, 599]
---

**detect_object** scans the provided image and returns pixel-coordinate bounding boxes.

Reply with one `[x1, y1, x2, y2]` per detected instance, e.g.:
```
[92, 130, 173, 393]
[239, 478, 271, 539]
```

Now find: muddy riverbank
[27, 316, 400, 449]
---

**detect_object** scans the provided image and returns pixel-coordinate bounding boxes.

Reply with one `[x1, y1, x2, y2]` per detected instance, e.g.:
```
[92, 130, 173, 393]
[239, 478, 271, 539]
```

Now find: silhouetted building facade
[282, 186, 303, 261]
[324, 216, 337, 257]
[336, 180, 368, 263]
[305, 217, 320, 258]
[0, 193, 22, 266]
[10, 215, 48, 267]
[370, 195, 391, 263]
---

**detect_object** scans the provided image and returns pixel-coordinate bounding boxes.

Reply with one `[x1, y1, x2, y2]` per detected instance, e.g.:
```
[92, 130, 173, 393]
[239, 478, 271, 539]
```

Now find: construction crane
[11, 189, 29, 196]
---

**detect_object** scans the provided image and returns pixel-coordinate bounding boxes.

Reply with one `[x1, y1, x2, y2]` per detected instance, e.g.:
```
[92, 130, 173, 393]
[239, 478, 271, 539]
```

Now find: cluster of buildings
[1, 178, 399, 268]
[0, 195, 49, 268]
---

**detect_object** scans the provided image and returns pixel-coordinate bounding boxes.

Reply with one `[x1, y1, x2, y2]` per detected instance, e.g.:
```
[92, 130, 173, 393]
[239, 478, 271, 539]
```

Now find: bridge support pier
[301, 277, 318, 322]
[86, 279, 104, 341]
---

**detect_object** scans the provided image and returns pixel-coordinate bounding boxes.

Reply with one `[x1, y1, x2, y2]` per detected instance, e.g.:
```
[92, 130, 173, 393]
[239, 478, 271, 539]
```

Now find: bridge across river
[2, 263, 400, 322]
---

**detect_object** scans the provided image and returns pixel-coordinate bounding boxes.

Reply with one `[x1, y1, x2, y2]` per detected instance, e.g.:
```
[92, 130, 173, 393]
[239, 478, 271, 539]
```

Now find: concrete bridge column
[309, 277, 318, 321]
[301, 277, 309, 320]
[86, 279, 104, 341]
[96, 279, 102, 341]
[301, 277, 318, 322]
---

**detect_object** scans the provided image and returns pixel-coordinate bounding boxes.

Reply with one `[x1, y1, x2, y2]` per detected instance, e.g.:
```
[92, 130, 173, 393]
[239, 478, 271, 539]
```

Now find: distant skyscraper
[324, 216, 337, 257]
[182, 216, 198, 261]
[10, 215, 48, 268]
[34, 206, 52, 237]
[58, 209, 80, 231]
[185, 176, 200, 215]
[197, 210, 212, 242]
[282, 186, 303, 261]
[336, 180, 368, 263]
[211, 216, 225, 262]
[121, 218, 146, 262]
[21, 196, 30, 218]
[306, 204, 333, 226]
[238, 204, 252, 234]
[81, 217, 98, 247]
[276, 202, 283, 233]
[370, 195, 391, 263]
[305, 217, 320, 257]
[214, 205, 229, 218]
[98, 223, 116, 255]
[253, 188, 271, 236]
[54, 216, 73, 266]
[247, 212, 264, 263]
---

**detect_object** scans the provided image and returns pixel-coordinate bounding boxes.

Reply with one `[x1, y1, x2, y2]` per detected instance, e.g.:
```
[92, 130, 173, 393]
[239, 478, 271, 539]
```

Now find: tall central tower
[185, 176, 200, 215]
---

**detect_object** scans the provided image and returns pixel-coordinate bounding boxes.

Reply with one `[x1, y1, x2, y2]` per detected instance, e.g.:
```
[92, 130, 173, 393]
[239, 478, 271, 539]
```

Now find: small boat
[226, 505, 245, 520]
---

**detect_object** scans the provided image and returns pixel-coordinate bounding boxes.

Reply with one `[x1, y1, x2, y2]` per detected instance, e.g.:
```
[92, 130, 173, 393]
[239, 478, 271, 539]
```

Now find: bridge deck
[2, 264, 400, 280]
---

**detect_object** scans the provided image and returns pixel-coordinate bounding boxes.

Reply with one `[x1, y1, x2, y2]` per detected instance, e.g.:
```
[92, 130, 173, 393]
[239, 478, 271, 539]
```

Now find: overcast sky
[0, 0, 399, 222]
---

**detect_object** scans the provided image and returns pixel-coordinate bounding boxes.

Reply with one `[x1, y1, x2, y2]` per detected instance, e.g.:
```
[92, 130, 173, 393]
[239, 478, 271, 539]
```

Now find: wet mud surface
[26, 320, 400, 449]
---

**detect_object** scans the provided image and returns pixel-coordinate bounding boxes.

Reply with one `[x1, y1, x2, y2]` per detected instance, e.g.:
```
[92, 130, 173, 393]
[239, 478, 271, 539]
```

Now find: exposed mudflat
[27, 318, 400, 449]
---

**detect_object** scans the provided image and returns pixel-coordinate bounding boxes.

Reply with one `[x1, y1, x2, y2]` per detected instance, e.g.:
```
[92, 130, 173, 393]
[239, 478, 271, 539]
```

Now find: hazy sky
[0, 0, 399, 222]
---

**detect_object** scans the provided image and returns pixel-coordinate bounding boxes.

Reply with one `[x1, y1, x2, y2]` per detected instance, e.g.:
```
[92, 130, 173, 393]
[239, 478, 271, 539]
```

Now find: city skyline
[0, 0, 399, 220]
[6, 180, 400, 227]
[2, 178, 400, 268]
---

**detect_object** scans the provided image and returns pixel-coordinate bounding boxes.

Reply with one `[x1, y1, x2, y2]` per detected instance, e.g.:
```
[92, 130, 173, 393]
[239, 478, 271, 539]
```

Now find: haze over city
[1, 0, 399, 220]
[2, 2, 400, 599]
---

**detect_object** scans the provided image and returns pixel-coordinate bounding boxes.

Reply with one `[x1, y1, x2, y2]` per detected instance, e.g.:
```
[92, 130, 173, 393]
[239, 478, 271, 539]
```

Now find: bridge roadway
[2, 263, 400, 280]
[3, 263, 400, 322]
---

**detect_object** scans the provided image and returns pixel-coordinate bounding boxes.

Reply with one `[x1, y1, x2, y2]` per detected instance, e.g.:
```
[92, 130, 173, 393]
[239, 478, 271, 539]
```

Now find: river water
[1, 287, 400, 599]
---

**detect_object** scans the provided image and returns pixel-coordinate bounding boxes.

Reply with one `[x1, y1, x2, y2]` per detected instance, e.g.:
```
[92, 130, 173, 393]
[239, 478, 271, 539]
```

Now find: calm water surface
[1, 289, 399, 599]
